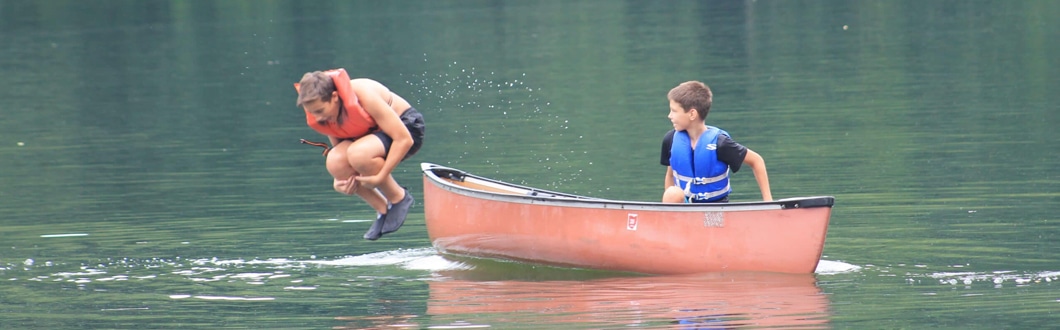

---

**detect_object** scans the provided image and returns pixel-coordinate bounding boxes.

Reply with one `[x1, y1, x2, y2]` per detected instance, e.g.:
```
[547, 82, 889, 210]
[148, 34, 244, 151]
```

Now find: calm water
[1, 0, 1057, 328]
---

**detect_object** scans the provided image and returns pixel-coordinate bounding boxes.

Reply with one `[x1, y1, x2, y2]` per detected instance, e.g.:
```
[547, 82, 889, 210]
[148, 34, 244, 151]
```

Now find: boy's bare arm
[664, 166, 676, 189]
[352, 79, 412, 186]
[743, 149, 773, 201]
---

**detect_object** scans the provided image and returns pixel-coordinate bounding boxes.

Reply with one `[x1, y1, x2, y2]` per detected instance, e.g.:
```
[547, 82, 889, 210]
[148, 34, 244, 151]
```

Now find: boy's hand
[333, 175, 358, 195]
[354, 173, 385, 188]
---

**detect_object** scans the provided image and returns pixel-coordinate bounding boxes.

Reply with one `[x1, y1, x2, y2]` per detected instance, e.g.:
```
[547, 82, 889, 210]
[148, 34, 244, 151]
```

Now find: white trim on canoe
[421, 163, 833, 213]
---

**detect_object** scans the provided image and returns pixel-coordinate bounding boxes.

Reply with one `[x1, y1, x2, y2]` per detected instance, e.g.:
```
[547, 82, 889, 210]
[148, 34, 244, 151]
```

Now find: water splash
[815, 259, 862, 274]
[192, 247, 470, 272]
[4, 248, 468, 286]
[402, 55, 589, 190]
[815, 260, 1058, 289]
[926, 270, 1058, 288]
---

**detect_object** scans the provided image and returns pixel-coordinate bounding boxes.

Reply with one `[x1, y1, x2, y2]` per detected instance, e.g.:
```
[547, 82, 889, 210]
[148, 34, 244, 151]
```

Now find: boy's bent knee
[344, 138, 386, 172]
[326, 155, 355, 179]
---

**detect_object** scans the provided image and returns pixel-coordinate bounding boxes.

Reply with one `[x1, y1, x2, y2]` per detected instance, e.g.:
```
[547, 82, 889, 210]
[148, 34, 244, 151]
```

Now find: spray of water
[401, 55, 590, 191]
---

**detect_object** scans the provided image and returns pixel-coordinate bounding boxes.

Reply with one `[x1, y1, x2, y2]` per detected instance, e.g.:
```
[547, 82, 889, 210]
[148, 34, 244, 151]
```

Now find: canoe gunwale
[421, 163, 834, 212]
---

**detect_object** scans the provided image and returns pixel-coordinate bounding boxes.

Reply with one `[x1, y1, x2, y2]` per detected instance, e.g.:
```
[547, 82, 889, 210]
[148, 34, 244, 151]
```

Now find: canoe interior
[426, 165, 594, 200]
[442, 175, 521, 195]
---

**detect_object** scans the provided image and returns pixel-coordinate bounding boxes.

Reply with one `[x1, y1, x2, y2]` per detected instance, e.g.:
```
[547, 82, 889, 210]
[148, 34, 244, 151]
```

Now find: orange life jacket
[294, 68, 377, 139]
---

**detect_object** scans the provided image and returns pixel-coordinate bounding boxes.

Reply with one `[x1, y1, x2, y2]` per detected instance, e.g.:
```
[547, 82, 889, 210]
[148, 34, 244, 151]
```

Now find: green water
[1, 0, 1057, 328]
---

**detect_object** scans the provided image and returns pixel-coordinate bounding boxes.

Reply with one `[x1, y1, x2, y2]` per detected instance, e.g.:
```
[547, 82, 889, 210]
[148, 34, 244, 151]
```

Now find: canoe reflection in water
[426, 270, 830, 329]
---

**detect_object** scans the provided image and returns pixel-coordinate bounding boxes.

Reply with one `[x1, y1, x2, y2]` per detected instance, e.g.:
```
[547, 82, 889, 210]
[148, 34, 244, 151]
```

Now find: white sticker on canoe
[626, 213, 638, 231]
[704, 212, 724, 227]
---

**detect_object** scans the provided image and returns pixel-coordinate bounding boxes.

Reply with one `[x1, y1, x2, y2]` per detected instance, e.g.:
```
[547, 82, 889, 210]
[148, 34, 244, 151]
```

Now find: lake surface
[1, 0, 1057, 328]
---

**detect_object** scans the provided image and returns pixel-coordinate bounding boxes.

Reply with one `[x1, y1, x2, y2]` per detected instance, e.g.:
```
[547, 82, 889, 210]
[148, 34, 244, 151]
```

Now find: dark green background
[1, 0, 1056, 328]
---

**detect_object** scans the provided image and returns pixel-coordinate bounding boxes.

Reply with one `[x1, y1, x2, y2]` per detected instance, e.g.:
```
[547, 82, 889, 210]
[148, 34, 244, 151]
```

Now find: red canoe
[421, 163, 833, 274]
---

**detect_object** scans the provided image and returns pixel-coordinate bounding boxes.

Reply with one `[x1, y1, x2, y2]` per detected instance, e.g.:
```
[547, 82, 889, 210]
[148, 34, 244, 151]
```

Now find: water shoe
[382, 188, 413, 234]
[363, 212, 386, 241]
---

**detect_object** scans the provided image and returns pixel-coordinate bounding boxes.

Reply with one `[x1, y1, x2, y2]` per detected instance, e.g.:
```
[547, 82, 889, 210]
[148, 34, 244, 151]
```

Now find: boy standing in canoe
[295, 68, 425, 240]
[661, 81, 772, 203]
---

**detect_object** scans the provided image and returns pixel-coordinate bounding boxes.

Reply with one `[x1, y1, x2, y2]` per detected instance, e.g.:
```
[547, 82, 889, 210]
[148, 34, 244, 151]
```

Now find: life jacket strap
[673, 172, 727, 185]
[675, 172, 730, 202]
[300, 139, 331, 157]
[683, 182, 731, 201]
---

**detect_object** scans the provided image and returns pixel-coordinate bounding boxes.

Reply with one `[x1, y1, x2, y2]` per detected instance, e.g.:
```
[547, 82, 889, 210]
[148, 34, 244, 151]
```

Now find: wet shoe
[381, 188, 413, 234]
[363, 212, 386, 241]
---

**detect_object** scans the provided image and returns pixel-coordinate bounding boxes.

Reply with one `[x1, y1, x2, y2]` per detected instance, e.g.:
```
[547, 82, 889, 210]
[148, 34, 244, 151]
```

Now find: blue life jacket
[669, 126, 731, 202]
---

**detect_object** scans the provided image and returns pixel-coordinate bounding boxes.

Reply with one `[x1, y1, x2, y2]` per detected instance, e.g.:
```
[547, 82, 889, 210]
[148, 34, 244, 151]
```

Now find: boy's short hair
[667, 81, 712, 120]
[296, 71, 335, 107]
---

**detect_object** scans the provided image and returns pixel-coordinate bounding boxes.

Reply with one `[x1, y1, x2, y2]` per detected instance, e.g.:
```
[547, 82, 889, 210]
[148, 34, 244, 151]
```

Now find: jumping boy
[295, 68, 425, 240]
[661, 81, 771, 203]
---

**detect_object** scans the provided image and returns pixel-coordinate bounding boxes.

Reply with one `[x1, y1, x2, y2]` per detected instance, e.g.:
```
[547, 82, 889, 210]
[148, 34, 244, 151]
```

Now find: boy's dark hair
[667, 81, 712, 120]
[296, 71, 335, 107]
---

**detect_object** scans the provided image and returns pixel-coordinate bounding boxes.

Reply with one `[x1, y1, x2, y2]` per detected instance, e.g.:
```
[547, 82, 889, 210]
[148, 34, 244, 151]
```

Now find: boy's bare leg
[343, 135, 413, 238]
[326, 140, 387, 213]
[343, 136, 407, 204]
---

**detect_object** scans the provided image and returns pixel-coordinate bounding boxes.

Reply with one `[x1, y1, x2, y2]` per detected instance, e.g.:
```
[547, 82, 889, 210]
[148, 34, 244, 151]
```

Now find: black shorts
[691, 196, 729, 203]
[371, 107, 425, 160]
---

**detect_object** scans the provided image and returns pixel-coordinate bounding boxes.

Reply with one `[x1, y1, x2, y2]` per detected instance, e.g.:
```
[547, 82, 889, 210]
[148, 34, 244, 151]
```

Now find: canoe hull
[422, 163, 831, 274]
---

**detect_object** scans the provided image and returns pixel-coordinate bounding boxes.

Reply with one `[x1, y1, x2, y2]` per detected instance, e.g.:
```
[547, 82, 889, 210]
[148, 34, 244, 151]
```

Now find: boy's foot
[381, 188, 413, 234]
[363, 212, 386, 241]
